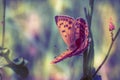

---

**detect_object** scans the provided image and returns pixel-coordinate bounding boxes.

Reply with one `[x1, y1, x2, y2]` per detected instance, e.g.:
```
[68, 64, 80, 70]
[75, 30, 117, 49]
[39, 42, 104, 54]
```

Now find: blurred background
[0, 0, 120, 80]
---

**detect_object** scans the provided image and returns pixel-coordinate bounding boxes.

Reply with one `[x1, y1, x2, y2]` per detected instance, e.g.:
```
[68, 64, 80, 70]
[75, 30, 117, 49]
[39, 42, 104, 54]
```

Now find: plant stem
[83, 0, 95, 78]
[2, 0, 6, 48]
[92, 28, 120, 78]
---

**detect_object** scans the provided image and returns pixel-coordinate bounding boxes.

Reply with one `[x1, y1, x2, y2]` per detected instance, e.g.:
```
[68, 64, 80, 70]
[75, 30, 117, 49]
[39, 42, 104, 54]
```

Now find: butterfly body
[51, 15, 89, 64]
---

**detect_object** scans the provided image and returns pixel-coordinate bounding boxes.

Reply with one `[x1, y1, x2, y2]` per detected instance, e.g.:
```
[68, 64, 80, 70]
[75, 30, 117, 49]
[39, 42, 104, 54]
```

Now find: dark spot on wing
[60, 23, 63, 25]
[65, 19, 68, 21]
[68, 27, 71, 30]
[77, 26, 79, 28]
[76, 23, 84, 30]
[80, 30, 84, 34]
[65, 35, 67, 37]
[69, 21, 72, 24]
[62, 30, 65, 33]
[64, 25, 66, 28]
[65, 25, 68, 27]
[80, 18, 86, 24]
[80, 24, 85, 30]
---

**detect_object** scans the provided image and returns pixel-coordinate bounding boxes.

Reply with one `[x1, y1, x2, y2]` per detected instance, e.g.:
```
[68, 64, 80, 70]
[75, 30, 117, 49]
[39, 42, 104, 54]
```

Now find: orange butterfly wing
[51, 16, 77, 64]
[55, 15, 76, 49]
[51, 16, 89, 64]
[71, 18, 89, 56]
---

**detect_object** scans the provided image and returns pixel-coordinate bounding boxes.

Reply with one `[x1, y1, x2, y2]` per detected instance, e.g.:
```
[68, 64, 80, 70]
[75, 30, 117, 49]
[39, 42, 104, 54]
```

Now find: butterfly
[51, 15, 89, 64]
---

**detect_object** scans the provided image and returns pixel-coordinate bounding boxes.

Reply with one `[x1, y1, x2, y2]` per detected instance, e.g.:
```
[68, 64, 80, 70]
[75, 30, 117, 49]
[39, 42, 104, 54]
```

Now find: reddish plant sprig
[93, 17, 120, 78]
[109, 17, 115, 41]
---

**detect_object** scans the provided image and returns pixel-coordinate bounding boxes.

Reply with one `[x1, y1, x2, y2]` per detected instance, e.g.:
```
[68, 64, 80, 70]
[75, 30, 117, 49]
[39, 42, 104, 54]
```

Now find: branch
[2, 0, 6, 48]
[92, 28, 120, 78]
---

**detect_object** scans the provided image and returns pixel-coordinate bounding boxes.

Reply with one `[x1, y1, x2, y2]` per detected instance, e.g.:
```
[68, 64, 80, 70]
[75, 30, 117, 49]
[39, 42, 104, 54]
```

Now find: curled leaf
[7, 62, 29, 78]
[13, 57, 28, 66]
[4, 57, 29, 78]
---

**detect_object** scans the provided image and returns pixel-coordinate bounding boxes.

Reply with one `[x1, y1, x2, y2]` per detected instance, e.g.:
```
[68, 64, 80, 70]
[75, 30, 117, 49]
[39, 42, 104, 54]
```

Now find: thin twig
[92, 28, 120, 78]
[2, 0, 6, 48]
